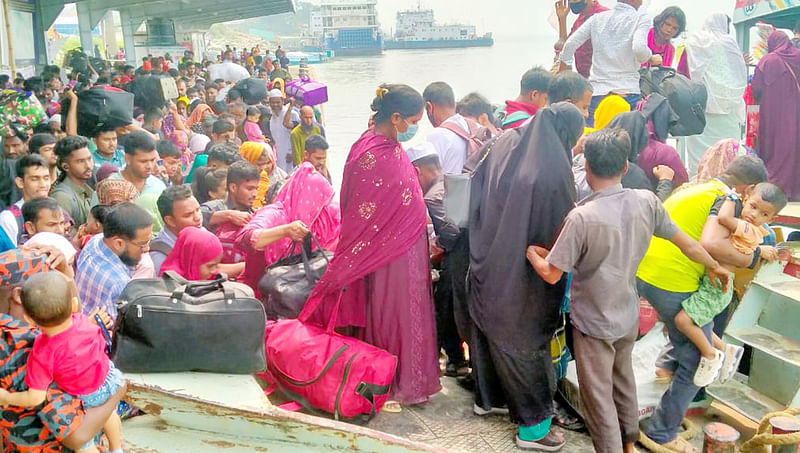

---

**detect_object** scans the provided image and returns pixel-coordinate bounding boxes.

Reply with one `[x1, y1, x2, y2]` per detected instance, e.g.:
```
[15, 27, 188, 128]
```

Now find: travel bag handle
[297, 287, 345, 333]
[299, 234, 330, 283]
[170, 274, 236, 304]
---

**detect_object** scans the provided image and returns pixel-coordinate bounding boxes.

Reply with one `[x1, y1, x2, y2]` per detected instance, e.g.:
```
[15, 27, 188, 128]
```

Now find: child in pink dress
[0, 271, 124, 453]
[243, 106, 267, 143]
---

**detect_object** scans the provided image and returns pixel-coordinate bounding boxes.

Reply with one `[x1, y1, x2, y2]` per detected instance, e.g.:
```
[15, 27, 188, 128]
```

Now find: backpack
[439, 118, 493, 158]
[639, 67, 708, 137]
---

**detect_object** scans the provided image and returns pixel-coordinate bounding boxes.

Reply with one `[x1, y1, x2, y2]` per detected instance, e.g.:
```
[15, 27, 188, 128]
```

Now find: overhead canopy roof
[60, 0, 294, 30]
[733, 0, 800, 29]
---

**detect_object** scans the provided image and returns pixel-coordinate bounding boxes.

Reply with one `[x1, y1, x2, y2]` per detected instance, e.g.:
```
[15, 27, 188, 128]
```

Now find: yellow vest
[637, 180, 729, 293]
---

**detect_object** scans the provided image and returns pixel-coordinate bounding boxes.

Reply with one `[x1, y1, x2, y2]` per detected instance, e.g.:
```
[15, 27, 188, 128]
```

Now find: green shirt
[290, 124, 322, 166]
[50, 177, 98, 226]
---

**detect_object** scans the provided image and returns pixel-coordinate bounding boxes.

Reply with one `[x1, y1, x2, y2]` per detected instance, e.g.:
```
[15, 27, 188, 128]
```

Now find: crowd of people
[0, 1, 799, 452]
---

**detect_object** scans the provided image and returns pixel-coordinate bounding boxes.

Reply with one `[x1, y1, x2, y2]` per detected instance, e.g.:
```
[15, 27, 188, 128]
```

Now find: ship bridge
[0, 0, 294, 73]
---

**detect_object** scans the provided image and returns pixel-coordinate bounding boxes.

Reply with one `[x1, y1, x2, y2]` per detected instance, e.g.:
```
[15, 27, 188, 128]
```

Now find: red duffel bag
[264, 290, 397, 420]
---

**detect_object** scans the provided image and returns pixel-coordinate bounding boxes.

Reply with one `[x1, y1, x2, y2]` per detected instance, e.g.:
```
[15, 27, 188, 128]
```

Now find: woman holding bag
[304, 84, 440, 410]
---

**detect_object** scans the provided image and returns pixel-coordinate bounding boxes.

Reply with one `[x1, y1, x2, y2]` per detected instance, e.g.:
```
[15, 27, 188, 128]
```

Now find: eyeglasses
[127, 239, 150, 251]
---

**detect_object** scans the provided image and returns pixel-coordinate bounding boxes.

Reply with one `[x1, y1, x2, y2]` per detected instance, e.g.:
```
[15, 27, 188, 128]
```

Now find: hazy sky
[373, 0, 737, 38]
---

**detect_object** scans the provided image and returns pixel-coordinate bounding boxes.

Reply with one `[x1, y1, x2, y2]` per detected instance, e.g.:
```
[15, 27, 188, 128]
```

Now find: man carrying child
[527, 128, 730, 453]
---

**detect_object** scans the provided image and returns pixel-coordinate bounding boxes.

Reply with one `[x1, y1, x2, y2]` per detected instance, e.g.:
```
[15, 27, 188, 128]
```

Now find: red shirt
[571, 2, 610, 79]
[25, 313, 109, 396]
[500, 100, 540, 130]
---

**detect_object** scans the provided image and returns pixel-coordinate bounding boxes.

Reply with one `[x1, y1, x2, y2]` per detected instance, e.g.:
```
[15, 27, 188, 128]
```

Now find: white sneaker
[693, 349, 724, 387]
[718, 344, 744, 384]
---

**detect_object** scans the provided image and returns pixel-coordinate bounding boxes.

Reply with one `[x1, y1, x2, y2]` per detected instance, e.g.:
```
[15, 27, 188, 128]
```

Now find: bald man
[289, 105, 325, 167]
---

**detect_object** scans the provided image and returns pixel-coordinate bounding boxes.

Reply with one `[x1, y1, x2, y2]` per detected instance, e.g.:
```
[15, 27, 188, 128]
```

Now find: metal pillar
[118, 8, 138, 66]
[75, 1, 95, 56]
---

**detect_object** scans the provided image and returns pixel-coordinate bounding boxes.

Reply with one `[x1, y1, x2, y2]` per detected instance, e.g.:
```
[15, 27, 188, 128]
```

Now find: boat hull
[385, 37, 494, 50]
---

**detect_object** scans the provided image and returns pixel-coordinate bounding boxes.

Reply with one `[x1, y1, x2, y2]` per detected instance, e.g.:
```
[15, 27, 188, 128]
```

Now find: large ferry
[311, 0, 383, 56]
[385, 9, 494, 50]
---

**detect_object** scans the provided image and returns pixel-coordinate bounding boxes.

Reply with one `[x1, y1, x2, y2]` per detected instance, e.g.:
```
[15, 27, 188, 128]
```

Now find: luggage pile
[60, 85, 135, 137]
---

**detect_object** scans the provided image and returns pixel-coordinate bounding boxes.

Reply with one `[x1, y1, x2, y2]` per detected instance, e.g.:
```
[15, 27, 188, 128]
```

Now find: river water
[311, 34, 554, 187]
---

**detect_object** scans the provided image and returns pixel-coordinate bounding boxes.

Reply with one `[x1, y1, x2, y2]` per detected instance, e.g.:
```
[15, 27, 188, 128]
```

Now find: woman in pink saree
[235, 162, 341, 295]
[304, 84, 440, 408]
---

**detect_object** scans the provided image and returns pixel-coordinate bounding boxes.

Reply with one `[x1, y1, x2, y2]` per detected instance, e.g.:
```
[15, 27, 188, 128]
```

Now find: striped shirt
[76, 234, 132, 320]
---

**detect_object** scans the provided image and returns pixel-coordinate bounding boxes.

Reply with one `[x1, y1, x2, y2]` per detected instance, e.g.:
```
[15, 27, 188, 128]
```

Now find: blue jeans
[637, 278, 712, 444]
[587, 94, 642, 127]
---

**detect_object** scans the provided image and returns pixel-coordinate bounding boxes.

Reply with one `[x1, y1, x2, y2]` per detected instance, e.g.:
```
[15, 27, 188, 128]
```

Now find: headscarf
[695, 139, 750, 184]
[760, 31, 800, 86]
[186, 103, 213, 128]
[237, 162, 340, 291]
[468, 103, 583, 354]
[95, 163, 119, 183]
[593, 95, 631, 130]
[97, 178, 138, 206]
[239, 141, 265, 164]
[607, 112, 650, 162]
[159, 227, 223, 281]
[685, 13, 748, 118]
[239, 141, 288, 183]
[170, 129, 189, 152]
[189, 133, 210, 155]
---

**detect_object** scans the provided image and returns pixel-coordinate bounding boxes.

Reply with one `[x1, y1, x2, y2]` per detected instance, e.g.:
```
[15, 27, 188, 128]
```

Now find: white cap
[25, 232, 77, 264]
[405, 142, 438, 164]
[49, 114, 62, 124]
[268, 89, 283, 99]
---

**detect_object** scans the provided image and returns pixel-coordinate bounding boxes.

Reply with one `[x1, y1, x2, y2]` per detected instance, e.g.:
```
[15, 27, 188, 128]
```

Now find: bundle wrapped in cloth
[0, 89, 46, 138]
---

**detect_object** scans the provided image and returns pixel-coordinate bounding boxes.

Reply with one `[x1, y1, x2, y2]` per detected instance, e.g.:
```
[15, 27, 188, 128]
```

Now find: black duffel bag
[112, 273, 266, 374]
[257, 235, 332, 319]
[61, 85, 134, 137]
[639, 66, 708, 137]
[234, 77, 268, 105]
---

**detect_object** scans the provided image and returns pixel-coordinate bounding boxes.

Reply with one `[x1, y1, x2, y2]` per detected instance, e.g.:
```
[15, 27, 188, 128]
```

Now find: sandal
[660, 436, 699, 453]
[382, 400, 402, 413]
[553, 400, 585, 431]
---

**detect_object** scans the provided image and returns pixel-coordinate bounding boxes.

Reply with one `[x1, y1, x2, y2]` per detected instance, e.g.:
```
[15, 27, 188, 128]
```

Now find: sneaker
[473, 402, 509, 416]
[693, 349, 724, 387]
[515, 429, 566, 451]
[718, 344, 744, 384]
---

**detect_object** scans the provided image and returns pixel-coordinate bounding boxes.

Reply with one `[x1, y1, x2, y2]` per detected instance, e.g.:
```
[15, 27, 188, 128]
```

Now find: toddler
[0, 271, 124, 453]
[677, 182, 786, 387]
[243, 106, 267, 142]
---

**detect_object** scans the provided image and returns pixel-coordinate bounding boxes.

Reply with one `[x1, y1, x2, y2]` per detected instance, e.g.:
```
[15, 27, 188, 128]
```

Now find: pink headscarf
[236, 162, 341, 291]
[160, 227, 223, 281]
[170, 129, 189, 152]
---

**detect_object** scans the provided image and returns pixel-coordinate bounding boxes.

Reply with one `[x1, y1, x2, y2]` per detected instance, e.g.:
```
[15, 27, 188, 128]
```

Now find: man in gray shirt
[527, 129, 729, 453]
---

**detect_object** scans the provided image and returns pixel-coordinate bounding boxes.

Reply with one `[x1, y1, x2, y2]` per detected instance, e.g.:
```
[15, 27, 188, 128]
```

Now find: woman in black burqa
[468, 102, 584, 449]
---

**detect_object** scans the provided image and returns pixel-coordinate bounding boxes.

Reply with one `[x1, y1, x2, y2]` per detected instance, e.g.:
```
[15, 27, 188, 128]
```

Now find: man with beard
[76, 202, 153, 320]
[50, 136, 97, 226]
[268, 89, 300, 173]
[290, 105, 323, 167]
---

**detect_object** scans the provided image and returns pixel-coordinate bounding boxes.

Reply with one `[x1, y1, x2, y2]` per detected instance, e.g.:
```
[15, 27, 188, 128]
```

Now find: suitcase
[235, 78, 268, 105]
[112, 274, 267, 374]
[127, 75, 176, 110]
[284, 78, 328, 106]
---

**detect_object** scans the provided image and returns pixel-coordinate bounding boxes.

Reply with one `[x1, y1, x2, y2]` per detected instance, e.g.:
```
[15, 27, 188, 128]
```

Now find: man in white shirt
[268, 89, 300, 173]
[559, 0, 652, 126]
[417, 82, 471, 175]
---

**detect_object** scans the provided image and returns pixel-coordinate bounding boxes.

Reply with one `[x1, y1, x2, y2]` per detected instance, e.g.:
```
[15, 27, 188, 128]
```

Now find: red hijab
[160, 227, 223, 280]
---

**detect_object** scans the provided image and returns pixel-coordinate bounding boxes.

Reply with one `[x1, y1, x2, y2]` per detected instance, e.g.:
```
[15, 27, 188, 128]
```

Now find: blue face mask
[397, 122, 419, 142]
[570, 0, 588, 14]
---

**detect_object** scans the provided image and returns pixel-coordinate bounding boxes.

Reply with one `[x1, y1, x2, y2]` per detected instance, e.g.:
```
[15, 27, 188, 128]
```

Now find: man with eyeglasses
[76, 202, 153, 321]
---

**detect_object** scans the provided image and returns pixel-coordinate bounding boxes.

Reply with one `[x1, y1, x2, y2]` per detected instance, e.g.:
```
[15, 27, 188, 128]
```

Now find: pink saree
[304, 129, 440, 404]
[235, 162, 341, 294]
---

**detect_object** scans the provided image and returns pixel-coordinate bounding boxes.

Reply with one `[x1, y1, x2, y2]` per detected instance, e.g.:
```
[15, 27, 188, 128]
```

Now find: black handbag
[112, 273, 267, 374]
[257, 234, 332, 319]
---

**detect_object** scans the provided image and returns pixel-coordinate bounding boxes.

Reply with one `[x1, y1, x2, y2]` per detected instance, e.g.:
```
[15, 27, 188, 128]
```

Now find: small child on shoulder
[676, 182, 786, 387]
[0, 271, 124, 453]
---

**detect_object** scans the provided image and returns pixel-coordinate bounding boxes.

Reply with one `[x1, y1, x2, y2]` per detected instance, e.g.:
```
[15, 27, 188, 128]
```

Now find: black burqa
[607, 112, 653, 191]
[468, 103, 583, 355]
